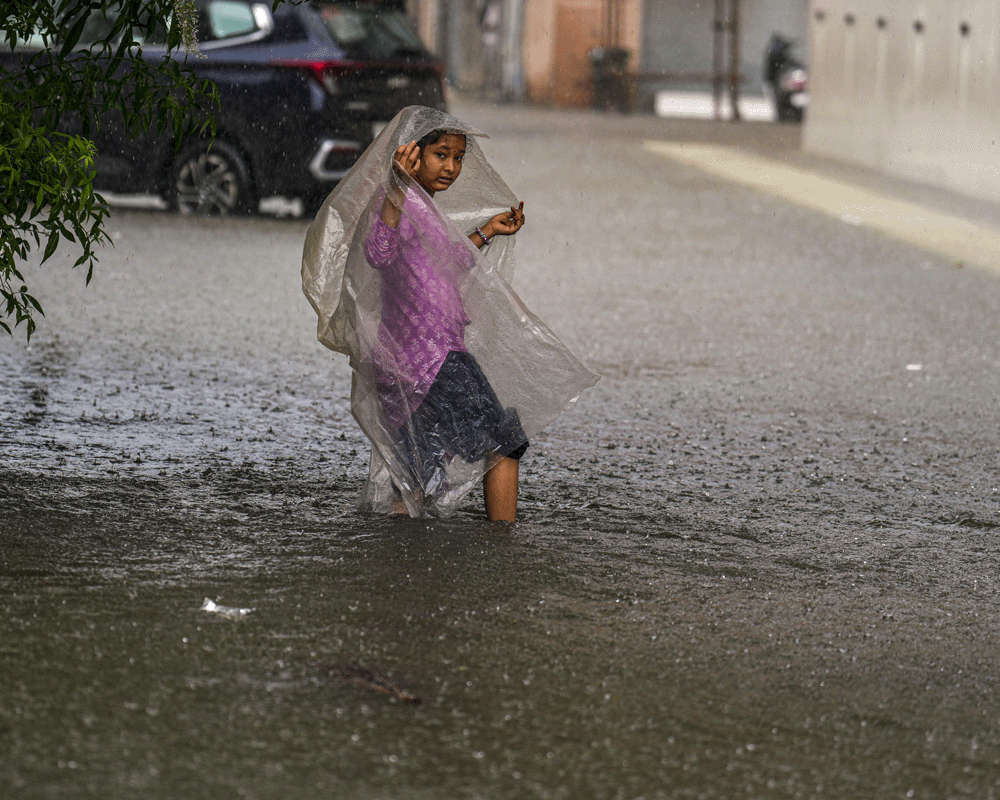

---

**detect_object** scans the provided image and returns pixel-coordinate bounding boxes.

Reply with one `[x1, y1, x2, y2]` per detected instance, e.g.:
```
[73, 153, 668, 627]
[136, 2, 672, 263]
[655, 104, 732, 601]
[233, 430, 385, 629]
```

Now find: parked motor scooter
[763, 33, 808, 122]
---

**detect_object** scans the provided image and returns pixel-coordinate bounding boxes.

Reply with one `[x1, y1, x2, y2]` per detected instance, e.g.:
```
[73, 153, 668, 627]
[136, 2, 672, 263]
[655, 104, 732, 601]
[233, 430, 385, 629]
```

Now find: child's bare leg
[390, 486, 420, 516]
[390, 497, 409, 515]
[483, 454, 518, 522]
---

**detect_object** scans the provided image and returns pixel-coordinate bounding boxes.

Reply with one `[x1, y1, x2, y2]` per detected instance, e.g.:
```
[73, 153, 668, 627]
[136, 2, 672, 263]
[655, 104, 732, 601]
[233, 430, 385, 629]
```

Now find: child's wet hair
[416, 129, 466, 151]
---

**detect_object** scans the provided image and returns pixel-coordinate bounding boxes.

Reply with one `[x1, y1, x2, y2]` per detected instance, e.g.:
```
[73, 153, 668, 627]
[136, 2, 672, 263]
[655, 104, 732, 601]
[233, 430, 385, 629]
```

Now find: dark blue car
[6, 0, 446, 215]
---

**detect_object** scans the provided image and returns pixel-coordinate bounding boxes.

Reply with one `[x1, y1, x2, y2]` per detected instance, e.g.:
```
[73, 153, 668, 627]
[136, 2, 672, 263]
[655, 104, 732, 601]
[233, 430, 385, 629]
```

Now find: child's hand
[392, 141, 421, 179]
[485, 201, 525, 238]
[387, 141, 420, 211]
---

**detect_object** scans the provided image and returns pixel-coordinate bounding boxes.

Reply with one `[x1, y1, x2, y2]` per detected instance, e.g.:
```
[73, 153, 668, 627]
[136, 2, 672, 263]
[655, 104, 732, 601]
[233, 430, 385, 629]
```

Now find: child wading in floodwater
[302, 106, 597, 521]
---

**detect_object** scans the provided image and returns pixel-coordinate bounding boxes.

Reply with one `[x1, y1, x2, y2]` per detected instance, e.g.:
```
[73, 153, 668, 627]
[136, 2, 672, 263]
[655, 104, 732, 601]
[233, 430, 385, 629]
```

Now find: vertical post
[728, 0, 741, 121]
[712, 0, 724, 119]
[443, 0, 458, 86]
[501, 0, 525, 101]
[711, 0, 742, 121]
[434, 0, 446, 58]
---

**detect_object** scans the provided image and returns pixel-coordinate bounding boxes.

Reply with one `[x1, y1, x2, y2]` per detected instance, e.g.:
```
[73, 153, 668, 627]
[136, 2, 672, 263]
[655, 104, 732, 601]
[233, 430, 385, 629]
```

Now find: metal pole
[712, 0, 724, 119]
[501, 0, 525, 101]
[729, 0, 741, 121]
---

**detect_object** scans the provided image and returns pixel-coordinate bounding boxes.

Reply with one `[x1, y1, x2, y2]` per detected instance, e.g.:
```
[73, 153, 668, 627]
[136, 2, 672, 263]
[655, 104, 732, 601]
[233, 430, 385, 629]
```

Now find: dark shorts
[392, 351, 528, 491]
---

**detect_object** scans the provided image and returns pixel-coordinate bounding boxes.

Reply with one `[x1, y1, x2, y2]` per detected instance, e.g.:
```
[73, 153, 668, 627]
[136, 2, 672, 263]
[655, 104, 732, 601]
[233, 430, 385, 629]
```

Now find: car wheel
[170, 140, 257, 215]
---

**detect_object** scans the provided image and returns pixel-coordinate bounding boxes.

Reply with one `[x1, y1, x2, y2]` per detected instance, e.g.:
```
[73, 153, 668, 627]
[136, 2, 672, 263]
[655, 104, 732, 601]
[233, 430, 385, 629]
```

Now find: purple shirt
[364, 193, 473, 429]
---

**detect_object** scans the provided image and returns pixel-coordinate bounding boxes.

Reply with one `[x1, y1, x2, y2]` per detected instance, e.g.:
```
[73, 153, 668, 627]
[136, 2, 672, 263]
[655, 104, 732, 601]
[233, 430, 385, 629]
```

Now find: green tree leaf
[2, 0, 231, 339]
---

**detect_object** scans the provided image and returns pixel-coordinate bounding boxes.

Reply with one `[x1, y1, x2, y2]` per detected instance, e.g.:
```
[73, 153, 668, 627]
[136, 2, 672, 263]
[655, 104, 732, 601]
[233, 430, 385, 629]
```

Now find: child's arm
[470, 202, 525, 248]
[382, 141, 422, 229]
[364, 214, 400, 270]
[366, 188, 403, 270]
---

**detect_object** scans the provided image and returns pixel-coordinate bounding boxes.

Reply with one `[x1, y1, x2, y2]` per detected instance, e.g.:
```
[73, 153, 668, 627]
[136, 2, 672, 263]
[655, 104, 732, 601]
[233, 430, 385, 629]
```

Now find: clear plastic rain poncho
[302, 106, 599, 517]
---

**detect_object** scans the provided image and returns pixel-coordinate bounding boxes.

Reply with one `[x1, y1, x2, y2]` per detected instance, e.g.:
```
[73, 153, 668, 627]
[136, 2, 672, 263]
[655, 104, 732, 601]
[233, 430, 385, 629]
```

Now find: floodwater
[3, 103, 1000, 799]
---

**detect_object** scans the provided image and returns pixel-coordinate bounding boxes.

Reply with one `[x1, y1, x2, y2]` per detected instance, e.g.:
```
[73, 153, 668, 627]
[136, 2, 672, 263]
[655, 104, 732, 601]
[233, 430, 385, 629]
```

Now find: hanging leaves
[0, 0, 222, 339]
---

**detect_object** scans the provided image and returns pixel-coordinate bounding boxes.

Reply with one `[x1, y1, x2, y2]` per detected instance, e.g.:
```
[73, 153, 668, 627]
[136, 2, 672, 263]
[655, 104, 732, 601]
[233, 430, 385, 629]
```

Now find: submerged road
[2, 100, 1000, 799]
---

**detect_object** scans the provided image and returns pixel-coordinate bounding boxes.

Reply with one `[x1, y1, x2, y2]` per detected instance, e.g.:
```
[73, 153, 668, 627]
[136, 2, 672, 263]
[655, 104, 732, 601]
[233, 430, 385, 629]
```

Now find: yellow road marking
[643, 140, 1000, 275]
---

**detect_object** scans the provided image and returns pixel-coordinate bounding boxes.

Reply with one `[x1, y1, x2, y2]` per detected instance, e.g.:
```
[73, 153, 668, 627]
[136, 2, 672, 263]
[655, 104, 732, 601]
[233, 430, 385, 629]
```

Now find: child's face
[415, 134, 466, 195]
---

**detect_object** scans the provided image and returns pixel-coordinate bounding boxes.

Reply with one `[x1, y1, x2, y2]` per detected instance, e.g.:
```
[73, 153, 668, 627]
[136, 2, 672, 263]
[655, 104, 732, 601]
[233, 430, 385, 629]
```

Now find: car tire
[170, 139, 257, 216]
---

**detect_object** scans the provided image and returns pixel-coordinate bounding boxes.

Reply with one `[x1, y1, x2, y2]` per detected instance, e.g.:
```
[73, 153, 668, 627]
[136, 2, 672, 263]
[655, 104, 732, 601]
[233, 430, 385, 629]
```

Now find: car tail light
[273, 59, 365, 96]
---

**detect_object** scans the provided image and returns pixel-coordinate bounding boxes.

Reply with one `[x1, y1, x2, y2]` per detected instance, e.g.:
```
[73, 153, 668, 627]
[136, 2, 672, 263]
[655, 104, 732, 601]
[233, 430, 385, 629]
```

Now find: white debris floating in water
[201, 597, 255, 620]
[906, 364, 924, 371]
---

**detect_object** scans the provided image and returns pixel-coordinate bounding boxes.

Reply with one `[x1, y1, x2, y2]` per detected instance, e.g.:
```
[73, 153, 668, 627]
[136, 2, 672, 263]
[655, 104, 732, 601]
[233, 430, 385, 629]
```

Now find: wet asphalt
[2, 100, 1000, 799]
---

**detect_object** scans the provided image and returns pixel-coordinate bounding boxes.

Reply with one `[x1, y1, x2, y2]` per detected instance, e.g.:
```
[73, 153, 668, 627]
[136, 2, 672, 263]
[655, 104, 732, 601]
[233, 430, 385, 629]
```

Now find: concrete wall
[444, 0, 488, 89]
[640, 0, 809, 95]
[804, 0, 1000, 204]
[408, 0, 495, 91]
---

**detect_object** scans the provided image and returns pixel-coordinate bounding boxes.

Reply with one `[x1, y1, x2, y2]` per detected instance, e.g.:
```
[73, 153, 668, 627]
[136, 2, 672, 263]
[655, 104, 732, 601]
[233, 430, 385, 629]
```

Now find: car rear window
[3, 1, 267, 50]
[203, 0, 258, 40]
[315, 3, 427, 59]
[1, 31, 49, 50]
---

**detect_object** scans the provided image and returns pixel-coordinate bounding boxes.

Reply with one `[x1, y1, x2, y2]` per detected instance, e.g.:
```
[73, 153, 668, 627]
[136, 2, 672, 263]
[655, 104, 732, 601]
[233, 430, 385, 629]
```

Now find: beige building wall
[522, 1, 556, 103]
[409, 0, 643, 107]
[523, 0, 643, 107]
[804, 0, 1000, 203]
